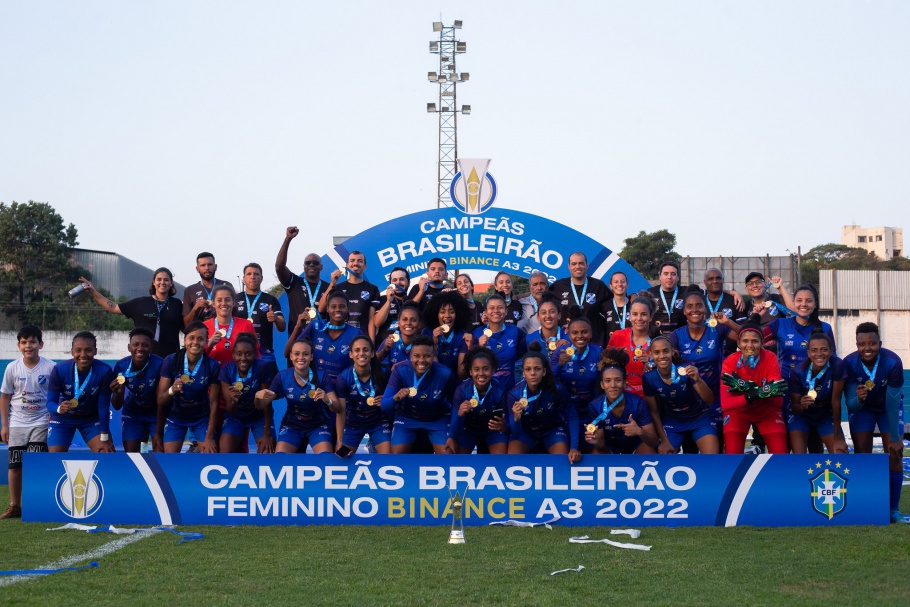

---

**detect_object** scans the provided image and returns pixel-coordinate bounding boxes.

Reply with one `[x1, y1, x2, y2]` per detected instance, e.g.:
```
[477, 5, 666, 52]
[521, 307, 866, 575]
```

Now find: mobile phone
[335, 445, 353, 458]
[491, 407, 504, 417]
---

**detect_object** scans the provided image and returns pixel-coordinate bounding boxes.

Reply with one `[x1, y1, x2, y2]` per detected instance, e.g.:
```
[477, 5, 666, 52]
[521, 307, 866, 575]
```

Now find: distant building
[71, 248, 186, 300]
[842, 225, 903, 259]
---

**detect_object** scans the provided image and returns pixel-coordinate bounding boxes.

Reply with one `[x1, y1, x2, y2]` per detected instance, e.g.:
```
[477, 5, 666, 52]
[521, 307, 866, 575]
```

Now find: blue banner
[23, 453, 888, 527]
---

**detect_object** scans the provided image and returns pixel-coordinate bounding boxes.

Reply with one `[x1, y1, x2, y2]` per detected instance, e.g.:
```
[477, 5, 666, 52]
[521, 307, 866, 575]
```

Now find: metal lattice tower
[427, 20, 470, 208]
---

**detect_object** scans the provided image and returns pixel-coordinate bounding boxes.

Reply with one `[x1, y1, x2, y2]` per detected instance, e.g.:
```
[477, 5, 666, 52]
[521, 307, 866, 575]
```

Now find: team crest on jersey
[361, 291, 370, 300]
[809, 463, 849, 520]
[56, 460, 104, 519]
[38, 375, 48, 385]
[513, 311, 520, 319]
[722, 308, 733, 317]
[585, 293, 596, 305]
[259, 303, 270, 312]
[674, 299, 683, 309]
[707, 340, 716, 349]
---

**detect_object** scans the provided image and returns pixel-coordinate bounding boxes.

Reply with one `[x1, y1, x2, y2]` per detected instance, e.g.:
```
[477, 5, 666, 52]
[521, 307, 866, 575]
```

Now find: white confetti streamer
[489, 515, 561, 529]
[569, 535, 651, 551]
[610, 529, 641, 538]
[550, 565, 584, 576]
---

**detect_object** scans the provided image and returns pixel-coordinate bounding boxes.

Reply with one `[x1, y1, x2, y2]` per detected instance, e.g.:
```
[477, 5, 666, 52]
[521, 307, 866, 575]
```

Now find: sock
[889, 471, 903, 512]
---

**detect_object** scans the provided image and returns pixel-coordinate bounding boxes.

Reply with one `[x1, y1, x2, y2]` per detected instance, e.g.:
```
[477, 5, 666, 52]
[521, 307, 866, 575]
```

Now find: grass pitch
[0, 486, 908, 607]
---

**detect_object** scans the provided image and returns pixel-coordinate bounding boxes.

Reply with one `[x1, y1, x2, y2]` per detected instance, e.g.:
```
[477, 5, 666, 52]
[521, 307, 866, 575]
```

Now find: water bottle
[68, 283, 87, 298]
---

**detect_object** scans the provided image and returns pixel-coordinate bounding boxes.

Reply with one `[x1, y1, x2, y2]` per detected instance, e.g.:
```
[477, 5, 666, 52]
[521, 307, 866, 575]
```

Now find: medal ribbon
[412, 368, 429, 394]
[706, 296, 722, 315]
[234, 364, 255, 384]
[521, 385, 543, 407]
[293, 368, 315, 397]
[183, 354, 202, 379]
[571, 345, 591, 363]
[325, 323, 347, 330]
[805, 363, 829, 391]
[571, 279, 588, 308]
[353, 373, 375, 399]
[546, 327, 563, 349]
[123, 359, 149, 379]
[736, 354, 758, 370]
[659, 287, 678, 320]
[244, 291, 263, 322]
[73, 366, 93, 401]
[590, 394, 625, 427]
[214, 317, 235, 340]
[472, 384, 489, 407]
[860, 355, 879, 385]
[630, 333, 651, 354]
[612, 298, 627, 329]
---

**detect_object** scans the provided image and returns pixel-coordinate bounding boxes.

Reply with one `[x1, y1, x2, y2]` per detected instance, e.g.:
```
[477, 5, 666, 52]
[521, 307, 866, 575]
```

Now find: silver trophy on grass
[448, 486, 467, 544]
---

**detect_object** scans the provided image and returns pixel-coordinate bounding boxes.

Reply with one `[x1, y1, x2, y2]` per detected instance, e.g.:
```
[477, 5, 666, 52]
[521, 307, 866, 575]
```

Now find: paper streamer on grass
[0, 562, 98, 576]
[47, 523, 96, 531]
[610, 529, 641, 539]
[569, 535, 651, 551]
[47, 523, 204, 544]
[153, 526, 205, 544]
[489, 515, 561, 529]
[550, 565, 584, 576]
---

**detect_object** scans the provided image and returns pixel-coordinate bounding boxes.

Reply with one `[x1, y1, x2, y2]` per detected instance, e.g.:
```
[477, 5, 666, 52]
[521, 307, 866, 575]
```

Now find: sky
[1, 1, 908, 290]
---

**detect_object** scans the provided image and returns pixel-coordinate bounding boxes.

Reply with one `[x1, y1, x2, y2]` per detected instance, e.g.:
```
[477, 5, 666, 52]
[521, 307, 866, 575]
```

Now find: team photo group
[1, 226, 905, 523]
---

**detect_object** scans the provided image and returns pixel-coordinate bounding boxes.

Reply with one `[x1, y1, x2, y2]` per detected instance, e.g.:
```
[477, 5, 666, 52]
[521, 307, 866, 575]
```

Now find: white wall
[1, 331, 132, 361]
[820, 311, 909, 366]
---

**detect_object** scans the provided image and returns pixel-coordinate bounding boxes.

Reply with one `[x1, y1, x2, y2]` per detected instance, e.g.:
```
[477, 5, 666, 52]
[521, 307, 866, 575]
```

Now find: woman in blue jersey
[526, 293, 570, 354]
[507, 345, 581, 463]
[584, 348, 659, 455]
[110, 327, 164, 453]
[156, 322, 222, 453]
[786, 331, 848, 455]
[550, 317, 603, 452]
[218, 333, 276, 454]
[335, 335, 392, 455]
[423, 292, 474, 380]
[472, 294, 528, 390]
[377, 301, 422, 373]
[47, 332, 116, 453]
[642, 336, 718, 454]
[381, 335, 456, 454]
[259, 339, 340, 454]
[493, 272, 524, 325]
[766, 285, 835, 382]
[446, 348, 510, 454]
[288, 290, 362, 382]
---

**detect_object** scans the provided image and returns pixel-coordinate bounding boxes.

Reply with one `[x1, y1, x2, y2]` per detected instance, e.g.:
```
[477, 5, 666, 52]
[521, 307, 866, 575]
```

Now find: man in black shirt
[648, 260, 687, 335]
[407, 257, 450, 310]
[233, 262, 285, 372]
[182, 252, 230, 325]
[549, 252, 610, 346]
[275, 226, 330, 334]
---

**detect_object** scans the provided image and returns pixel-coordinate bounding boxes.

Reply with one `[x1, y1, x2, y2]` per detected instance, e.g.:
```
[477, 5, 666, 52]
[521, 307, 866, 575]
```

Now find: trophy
[448, 486, 468, 544]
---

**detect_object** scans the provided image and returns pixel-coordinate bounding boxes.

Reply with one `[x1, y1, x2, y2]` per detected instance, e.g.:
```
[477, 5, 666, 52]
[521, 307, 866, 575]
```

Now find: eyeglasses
[304, 261, 321, 266]
[745, 280, 764, 287]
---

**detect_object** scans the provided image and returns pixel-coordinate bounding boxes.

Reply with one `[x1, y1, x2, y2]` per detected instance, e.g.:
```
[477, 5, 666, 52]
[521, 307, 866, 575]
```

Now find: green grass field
[0, 486, 908, 607]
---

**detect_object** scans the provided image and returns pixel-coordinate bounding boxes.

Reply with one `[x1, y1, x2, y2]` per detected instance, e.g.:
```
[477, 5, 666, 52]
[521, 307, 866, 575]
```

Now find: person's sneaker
[890, 510, 908, 524]
[186, 441, 199, 454]
[749, 445, 763, 455]
[0, 504, 22, 519]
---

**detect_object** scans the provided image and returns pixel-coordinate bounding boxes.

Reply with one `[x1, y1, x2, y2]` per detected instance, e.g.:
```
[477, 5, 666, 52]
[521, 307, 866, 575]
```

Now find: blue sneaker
[890, 510, 908, 524]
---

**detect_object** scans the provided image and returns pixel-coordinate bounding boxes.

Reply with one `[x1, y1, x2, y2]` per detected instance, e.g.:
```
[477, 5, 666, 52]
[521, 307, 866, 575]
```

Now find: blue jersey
[300, 323, 361, 382]
[269, 367, 335, 431]
[47, 359, 114, 429]
[471, 325, 527, 378]
[507, 381, 578, 446]
[384, 336, 416, 372]
[113, 354, 164, 417]
[787, 357, 847, 424]
[380, 361, 455, 422]
[219, 360, 275, 423]
[335, 367, 387, 429]
[451, 378, 508, 435]
[641, 368, 709, 422]
[768, 318, 835, 381]
[550, 344, 603, 420]
[669, 324, 731, 405]
[161, 353, 221, 422]
[427, 329, 469, 377]
[526, 328, 567, 356]
[843, 348, 904, 413]
[586, 391, 653, 443]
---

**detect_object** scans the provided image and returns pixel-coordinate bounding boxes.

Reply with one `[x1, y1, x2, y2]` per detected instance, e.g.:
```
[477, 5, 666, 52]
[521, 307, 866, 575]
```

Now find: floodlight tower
[427, 20, 470, 208]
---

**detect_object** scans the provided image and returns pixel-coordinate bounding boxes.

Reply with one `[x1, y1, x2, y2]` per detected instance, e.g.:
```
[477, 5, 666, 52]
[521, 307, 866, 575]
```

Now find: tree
[800, 243, 883, 288]
[619, 229, 681, 280]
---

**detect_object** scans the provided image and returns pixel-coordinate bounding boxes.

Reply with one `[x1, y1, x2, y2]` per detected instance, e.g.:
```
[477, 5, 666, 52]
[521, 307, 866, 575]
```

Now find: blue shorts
[391, 416, 450, 447]
[222, 415, 273, 440]
[343, 422, 392, 448]
[453, 428, 510, 452]
[276, 424, 333, 450]
[164, 417, 209, 444]
[47, 418, 103, 447]
[512, 424, 568, 450]
[259, 349, 279, 377]
[121, 412, 157, 442]
[849, 406, 904, 435]
[786, 408, 835, 436]
[662, 413, 717, 450]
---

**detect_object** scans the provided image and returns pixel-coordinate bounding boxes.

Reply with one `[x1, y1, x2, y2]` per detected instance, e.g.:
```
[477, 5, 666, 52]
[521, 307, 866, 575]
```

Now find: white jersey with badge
[1, 357, 55, 428]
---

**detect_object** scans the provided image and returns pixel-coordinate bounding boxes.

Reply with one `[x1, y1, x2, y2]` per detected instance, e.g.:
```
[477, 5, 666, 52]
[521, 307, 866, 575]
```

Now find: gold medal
[441, 324, 450, 333]
[67, 398, 79, 409]
[408, 387, 418, 397]
[116, 375, 126, 385]
[807, 389, 817, 400]
[547, 341, 557, 351]
[655, 320, 661, 327]
[233, 381, 244, 391]
[469, 398, 479, 408]
[565, 347, 576, 356]
[763, 300, 773, 309]
[518, 397, 529, 408]
[308, 389, 317, 399]
[586, 423, 596, 434]
[483, 328, 493, 337]
[707, 318, 718, 327]
[391, 333, 400, 342]
[366, 396, 376, 406]
[219, 328, 227, 337]
[864, 380, 875, 390]
[307, 308, 317, 319]
[678, 366, 687, 376]
[634, 347, 643, 357]
[180, 374, 191, 383]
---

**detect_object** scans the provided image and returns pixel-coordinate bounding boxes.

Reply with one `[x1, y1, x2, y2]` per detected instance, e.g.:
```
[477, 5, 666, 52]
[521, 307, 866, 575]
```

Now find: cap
[744, 272, 765, 284]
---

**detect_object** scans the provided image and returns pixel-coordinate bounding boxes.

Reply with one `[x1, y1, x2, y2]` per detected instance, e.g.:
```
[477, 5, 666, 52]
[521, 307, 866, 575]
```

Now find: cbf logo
[450, 158, 497, 215]
[808, 461, 849, 520]
[55, 460, 104, 519]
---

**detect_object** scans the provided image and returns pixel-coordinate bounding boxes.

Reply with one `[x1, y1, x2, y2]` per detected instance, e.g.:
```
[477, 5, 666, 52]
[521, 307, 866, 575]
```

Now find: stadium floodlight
[427, 103, 437, 113]
[429, 41, 439, 52]
[456, 42, 466, 52]
[437, 74, 447, 83]
[441, 106, 449, 112]
[453, 20, 463, 29]
[428, 72, 438, 82]
[461, 105, 471, 115]
[433, 22, 443, 32]
[460, 72, 469, 81]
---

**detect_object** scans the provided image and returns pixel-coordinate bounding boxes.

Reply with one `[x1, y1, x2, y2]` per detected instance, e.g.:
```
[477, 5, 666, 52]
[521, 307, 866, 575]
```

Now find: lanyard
[612, 298, 627, 329]
[706, 295, 723, 315]
[244, 291, 263, 321]
[571, 279, 588, 308]
[860, 356, 879, 383]
[294, 368, 315, 392]
[325, 322, 347, 330]
[234, 364, 255, 383]
[353, 372, 375, 398]
[412, 368, 429, 393]
[572, 345, 591, 363]
[472, 384, 490, 407]
[305, 280, 322, 307]
[214, 317, 235, 340]
[659, 287, 678, 319]
[73, 366, 93, 400]
[805, 363, 829, 391]
[528, 296, 538, 316]
[737, 354, 758, 370]
[123, 359, 149, 379]
[631, 333, 650, 355]
[201, 281, 216, 301]
[521, 385, 543, 406]
[183, 355, 202, 379]
[590, 394, 625, 426]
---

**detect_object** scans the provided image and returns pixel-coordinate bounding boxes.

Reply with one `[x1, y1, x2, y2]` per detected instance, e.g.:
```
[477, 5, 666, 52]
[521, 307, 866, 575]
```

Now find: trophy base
[448, 530, 465, 544]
